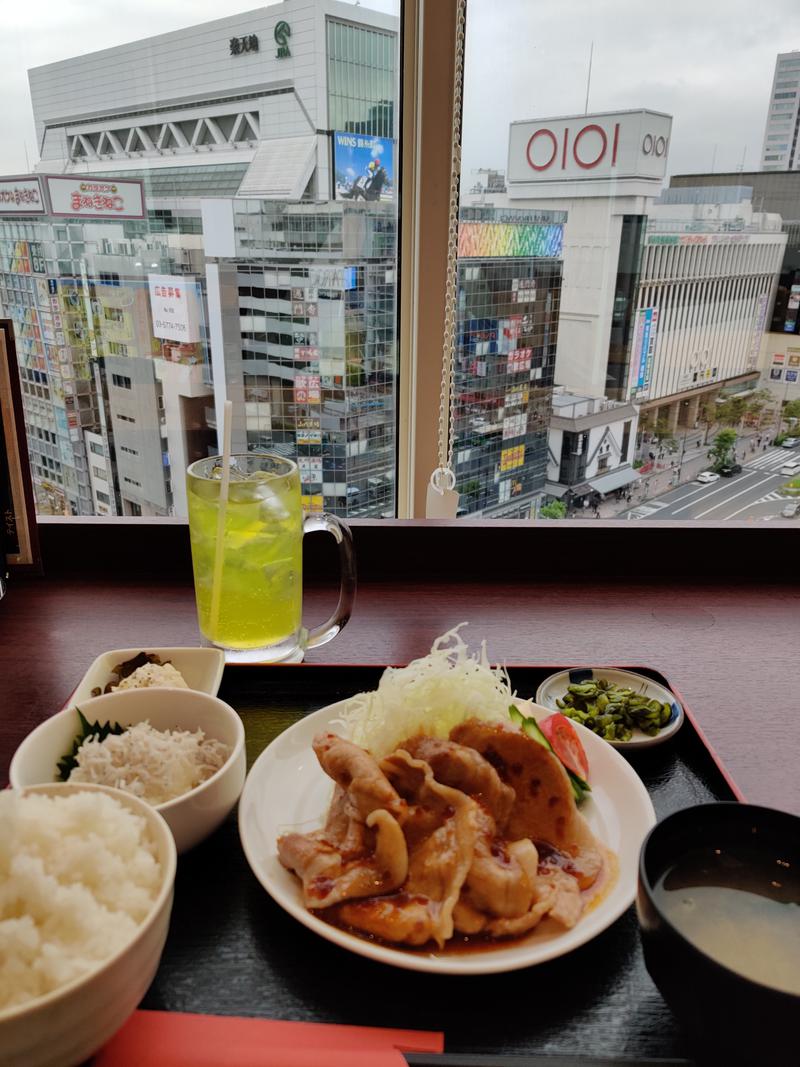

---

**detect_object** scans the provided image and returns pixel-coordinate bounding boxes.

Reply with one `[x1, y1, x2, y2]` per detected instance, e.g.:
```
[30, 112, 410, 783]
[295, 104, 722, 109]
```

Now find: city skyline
[2, 0, 799, 181]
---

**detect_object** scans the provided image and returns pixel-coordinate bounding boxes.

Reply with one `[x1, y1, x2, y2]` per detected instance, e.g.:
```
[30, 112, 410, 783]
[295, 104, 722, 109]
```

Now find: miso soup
[653, 844, 800, 995]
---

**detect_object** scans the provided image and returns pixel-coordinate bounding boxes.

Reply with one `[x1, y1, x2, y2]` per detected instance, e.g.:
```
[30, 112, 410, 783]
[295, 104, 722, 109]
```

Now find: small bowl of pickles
[536, 668, 684, 749]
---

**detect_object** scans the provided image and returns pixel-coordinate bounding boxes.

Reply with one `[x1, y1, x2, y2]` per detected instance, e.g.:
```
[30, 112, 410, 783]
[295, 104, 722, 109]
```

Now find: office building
[760, 51, 800, 172]
[669, 170, 800, 337]
[0, 1, 400, 517]
[452, 205, 565, 518]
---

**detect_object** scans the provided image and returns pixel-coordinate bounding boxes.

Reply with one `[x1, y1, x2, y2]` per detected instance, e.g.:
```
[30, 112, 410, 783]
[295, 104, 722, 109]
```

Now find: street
[625, 446, 796, 521]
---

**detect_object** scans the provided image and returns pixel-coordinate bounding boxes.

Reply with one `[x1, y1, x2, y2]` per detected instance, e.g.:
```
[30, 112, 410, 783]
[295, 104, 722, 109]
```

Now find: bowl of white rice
[0, 782, 176, 1067]
[9, 688, 247, 854]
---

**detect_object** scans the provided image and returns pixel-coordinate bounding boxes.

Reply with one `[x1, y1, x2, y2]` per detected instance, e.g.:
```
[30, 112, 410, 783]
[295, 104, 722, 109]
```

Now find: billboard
[629, 307, 659, 398]
[333, 132, 394, 202]
[147, 274, 201, 343]
[0, 176, 45, 215]
[46, 176, 145, 219]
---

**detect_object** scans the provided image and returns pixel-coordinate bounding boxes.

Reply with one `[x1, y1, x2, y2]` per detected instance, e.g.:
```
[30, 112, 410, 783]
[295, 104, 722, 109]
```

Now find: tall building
[0, 1, 400, 517]
[452, 205, 565, 518]
[760, 52, 800, 172]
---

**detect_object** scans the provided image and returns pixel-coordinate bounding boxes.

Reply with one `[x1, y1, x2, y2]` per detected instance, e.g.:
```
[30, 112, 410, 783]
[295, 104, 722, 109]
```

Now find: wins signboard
[333, 133, 394, 203]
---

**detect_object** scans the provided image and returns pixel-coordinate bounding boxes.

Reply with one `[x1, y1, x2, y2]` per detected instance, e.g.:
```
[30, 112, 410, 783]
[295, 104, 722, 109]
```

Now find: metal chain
[432, 0, 467, 493]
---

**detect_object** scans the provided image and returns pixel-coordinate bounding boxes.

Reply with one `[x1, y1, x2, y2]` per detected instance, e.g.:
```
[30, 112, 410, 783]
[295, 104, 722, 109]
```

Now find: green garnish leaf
[56, 707, 127, 781]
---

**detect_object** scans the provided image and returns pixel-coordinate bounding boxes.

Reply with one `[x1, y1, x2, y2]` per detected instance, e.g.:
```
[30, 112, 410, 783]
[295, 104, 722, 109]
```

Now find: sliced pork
[400, 736, 515, 829]
[337, 751, 480, 947]
[450, 719, 603, 890]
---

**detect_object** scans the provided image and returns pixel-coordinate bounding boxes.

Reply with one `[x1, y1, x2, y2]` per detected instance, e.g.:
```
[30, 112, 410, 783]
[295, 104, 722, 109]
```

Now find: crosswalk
[754, 490, 785, 504]
[744, 450, 796, 473]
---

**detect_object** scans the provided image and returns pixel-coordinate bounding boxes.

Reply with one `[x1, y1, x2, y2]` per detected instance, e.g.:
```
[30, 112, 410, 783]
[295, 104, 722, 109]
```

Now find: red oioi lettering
[525, 122, 621, 172]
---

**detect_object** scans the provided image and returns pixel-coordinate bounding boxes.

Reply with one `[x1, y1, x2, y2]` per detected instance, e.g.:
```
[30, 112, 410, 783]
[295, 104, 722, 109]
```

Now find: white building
[7, 1, 401, 518]
[633, 188, 787, 433]
[760, 51, 800, 172]
[506, 109, 672, 401]
[545, 389, 639, 504]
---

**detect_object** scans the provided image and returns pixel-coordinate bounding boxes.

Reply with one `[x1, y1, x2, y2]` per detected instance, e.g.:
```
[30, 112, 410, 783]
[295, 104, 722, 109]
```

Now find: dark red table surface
[2, 575, 799, 815]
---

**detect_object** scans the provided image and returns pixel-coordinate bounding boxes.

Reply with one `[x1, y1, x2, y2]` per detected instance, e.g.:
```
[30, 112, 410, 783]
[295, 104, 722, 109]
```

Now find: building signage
[274, 21, 291, 58]
[294, 374, 321, 403]
[788, 350, 800, 367]
[748, 293, 769, 371]
[500, 444, 525, 472]
[46, 176, 145, 219]
[333, 132, 394, 202]
[230, 34, 259, 56]
[508, 110, 672, 191]
[630, 307, 659, 396]
[0, 176, 45, 215]
[147, 274, 201, 343]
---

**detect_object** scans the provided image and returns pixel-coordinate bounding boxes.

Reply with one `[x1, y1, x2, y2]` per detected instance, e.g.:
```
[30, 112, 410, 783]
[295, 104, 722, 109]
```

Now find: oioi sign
[508, 110, 672, 187]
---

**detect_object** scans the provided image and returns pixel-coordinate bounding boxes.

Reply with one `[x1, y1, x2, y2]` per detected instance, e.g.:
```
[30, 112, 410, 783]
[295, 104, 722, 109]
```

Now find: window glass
[1, 0, 399, 519]
[459, 2, 800, 521]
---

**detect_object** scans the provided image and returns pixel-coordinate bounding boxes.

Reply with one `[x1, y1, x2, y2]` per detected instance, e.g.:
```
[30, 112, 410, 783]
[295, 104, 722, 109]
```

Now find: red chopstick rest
[93, 1010, 444, 1066]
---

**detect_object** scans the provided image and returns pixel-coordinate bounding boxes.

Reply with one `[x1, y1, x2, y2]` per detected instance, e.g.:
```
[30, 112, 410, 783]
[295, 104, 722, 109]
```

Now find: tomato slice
[539, 713, 589, 782]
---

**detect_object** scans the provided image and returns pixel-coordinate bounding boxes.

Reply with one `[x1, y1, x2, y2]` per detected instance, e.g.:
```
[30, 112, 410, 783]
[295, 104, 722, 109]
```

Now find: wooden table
[2, 572, 799, 815]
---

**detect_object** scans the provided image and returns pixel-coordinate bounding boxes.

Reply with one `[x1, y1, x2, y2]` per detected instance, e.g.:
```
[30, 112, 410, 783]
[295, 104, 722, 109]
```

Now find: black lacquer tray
[137, 664, 739, 1066]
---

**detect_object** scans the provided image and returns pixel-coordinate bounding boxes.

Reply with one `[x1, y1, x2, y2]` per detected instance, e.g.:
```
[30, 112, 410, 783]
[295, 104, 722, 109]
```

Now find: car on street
[696, 471, 720, 484]
[781, 438, 799, 449]
[781, 500, 800, 518]
[718, 463, 743, 477]
[780, 460, 800, 477]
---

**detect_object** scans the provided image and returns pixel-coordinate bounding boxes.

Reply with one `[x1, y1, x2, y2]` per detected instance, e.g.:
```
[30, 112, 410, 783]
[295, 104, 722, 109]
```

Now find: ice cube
[211, 462, 246, 481]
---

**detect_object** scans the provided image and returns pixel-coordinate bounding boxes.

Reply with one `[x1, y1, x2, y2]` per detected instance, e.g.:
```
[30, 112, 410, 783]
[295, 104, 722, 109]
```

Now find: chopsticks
[406, 1056, 695, 1066]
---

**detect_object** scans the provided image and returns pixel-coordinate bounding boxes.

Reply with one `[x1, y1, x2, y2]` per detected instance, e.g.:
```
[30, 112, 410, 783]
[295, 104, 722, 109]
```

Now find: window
[2, 1, 794, 529]
[95, 490, 111, 504]
[91, 465, 108, 480]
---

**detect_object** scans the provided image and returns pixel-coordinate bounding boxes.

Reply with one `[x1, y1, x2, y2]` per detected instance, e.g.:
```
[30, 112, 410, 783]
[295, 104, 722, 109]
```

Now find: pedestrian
[763, 443, 767, 451]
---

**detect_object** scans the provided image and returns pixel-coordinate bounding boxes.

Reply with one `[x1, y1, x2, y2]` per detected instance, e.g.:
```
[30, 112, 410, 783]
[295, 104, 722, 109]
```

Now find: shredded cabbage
[336, 624, 515, 757]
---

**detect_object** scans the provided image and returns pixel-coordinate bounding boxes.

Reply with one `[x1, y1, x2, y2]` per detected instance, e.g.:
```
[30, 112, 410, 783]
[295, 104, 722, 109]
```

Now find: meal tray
[138, 665, 738, 1065]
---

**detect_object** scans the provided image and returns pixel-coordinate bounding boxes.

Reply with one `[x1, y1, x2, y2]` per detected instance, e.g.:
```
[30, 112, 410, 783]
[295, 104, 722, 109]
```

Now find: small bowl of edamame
[536, 667, 684, 749]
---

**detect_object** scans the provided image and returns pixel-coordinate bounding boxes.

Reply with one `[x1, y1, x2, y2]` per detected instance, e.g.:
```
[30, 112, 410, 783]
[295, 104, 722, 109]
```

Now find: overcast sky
[1, 0, 799, 181]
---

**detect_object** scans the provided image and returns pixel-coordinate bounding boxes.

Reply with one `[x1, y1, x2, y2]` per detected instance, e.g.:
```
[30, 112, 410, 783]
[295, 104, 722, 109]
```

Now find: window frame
[16, 0, 800, 573]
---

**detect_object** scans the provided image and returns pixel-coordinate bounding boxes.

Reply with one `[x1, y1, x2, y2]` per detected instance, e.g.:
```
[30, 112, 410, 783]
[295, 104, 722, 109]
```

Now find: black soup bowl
[638, 802, 800, 1064]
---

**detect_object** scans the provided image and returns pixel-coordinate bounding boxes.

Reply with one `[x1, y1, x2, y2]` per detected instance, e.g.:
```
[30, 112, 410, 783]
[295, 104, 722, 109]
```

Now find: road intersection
[625, 447, 797, 521]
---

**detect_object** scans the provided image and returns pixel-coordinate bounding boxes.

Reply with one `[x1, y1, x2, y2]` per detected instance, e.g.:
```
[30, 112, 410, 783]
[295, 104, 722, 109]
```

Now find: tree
[539, 499, 567, 520]
[709, 429, 737, 471]
[744, 389, 773, 427]
[783, 398, 800, 423]
[698, 397, 719, 445]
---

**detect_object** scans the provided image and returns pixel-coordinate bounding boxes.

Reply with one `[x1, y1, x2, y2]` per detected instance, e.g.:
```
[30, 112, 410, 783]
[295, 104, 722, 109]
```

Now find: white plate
[238, 699, 656, 975]
[536, 668, 684, 749]
[70, 647, 225, 705]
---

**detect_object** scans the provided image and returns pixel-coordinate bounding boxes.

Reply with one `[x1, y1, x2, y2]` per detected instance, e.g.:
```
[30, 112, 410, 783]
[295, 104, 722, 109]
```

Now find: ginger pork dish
[278, 629, 615, 951]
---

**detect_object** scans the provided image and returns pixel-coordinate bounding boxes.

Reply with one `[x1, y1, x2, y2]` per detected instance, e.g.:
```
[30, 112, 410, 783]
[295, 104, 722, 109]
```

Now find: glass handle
[302, 513, 356, 650]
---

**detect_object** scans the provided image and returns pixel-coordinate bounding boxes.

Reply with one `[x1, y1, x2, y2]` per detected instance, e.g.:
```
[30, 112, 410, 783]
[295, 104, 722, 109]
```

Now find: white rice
[0, 790, 162, 1014]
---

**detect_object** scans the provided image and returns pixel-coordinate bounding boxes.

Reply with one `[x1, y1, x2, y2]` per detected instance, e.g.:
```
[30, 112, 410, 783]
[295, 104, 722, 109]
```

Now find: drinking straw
[209, 399, 233, 641]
